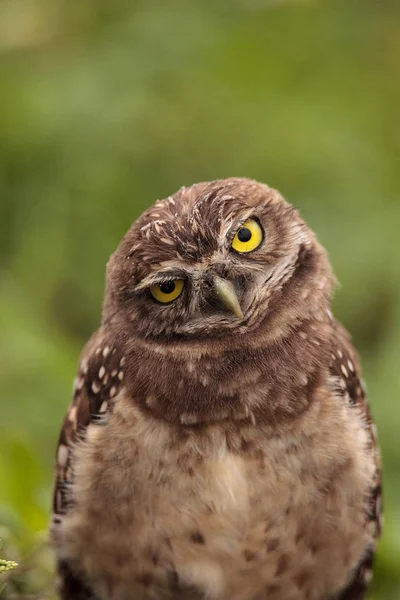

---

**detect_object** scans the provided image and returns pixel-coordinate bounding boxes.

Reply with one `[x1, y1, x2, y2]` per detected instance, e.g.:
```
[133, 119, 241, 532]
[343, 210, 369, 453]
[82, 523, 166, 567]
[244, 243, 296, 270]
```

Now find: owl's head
[105, 178, 334, 345]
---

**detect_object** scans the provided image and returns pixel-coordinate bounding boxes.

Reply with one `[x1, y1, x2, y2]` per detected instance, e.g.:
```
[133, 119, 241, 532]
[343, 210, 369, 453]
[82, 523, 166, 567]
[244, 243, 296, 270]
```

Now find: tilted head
[103, 178, 337, 425]
[105, 178, 334, 345]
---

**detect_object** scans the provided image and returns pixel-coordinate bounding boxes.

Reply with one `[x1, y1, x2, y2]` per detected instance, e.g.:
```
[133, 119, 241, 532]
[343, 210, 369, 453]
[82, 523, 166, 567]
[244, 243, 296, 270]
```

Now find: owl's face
[105, 178, 333, 343]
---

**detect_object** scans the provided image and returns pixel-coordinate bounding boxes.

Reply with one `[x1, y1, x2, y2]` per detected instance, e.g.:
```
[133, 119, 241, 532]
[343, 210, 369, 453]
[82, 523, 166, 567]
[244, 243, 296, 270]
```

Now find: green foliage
[0, 0, 399, 598]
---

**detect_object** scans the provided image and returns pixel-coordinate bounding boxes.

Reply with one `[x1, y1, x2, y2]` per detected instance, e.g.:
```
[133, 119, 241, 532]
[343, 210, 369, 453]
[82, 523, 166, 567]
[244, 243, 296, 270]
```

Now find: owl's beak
[213, 276, 244, 320]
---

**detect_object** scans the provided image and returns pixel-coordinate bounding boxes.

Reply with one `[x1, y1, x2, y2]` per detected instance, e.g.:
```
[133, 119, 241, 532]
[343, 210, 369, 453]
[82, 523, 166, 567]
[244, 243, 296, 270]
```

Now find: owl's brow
[133, 268, 190, 292]
[221, 209, 259, 243]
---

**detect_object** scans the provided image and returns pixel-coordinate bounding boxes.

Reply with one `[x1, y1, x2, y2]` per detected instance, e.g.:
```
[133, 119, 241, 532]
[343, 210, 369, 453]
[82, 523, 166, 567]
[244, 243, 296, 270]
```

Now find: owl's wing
[52, 328, 125, 520]
[52, 328, 125, 600]
[329, 322, 382, 600]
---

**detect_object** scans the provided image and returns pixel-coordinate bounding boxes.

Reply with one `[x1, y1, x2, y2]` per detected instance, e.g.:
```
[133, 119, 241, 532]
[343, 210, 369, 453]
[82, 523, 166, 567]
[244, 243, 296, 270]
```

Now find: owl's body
[52, 179, 382, 600]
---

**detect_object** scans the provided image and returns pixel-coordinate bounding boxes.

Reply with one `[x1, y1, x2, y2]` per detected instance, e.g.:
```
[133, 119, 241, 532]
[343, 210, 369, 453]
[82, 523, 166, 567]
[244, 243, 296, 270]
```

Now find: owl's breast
[58, 390, 375, 600]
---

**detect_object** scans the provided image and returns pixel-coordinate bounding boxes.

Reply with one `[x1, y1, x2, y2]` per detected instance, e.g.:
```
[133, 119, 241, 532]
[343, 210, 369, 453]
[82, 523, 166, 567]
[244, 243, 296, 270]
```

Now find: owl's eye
[150, 279, 184, 304]
[231, 218, 263, 253]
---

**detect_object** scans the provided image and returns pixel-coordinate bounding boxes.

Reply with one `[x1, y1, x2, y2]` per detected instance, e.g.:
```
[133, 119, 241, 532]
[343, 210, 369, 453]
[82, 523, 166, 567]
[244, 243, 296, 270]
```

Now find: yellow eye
[231, 219, 263, 253]
[150, 279, 184, 304]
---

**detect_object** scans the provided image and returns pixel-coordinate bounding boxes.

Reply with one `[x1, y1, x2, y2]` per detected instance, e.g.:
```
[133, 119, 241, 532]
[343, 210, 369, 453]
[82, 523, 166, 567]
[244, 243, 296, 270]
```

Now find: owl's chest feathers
[128, 335, 325, 426]
[64, 389, 375, 600]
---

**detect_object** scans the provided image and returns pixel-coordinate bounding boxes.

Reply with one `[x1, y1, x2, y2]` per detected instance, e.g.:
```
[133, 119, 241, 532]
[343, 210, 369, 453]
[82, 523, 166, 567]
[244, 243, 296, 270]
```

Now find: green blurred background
[0, 0, 399, 598]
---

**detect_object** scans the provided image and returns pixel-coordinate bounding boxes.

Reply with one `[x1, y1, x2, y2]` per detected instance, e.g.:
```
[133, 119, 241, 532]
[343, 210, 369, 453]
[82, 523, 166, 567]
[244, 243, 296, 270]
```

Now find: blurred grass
[0, 0, 399, 598]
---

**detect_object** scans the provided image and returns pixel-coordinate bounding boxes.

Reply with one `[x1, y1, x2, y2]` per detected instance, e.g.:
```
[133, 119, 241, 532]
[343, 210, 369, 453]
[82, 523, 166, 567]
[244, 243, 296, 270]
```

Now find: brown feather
[51, 178, 381, 600]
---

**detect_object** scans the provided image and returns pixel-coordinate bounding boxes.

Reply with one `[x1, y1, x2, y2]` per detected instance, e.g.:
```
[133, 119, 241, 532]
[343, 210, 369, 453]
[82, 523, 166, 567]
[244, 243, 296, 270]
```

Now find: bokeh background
[0, 0, 399, 598]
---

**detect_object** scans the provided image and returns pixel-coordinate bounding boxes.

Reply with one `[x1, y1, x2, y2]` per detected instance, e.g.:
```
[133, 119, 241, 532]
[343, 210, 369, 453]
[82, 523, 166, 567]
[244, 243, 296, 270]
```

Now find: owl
[51, 178, 382, 600]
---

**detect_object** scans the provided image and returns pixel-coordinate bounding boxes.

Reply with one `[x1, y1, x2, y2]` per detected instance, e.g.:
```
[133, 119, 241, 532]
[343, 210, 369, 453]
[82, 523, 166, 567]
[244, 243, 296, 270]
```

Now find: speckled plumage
[51, 178, 382, 600]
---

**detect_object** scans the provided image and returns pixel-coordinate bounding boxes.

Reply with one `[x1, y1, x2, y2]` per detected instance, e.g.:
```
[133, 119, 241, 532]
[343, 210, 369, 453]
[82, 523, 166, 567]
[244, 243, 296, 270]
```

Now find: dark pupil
[238, 227, 252, 243]
[160, 280, 176, 294]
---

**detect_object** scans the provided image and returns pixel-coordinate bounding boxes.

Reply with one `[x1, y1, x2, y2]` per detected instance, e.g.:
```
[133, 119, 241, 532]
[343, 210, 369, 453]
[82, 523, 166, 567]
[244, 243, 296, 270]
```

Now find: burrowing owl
[51, 178, 382, 600]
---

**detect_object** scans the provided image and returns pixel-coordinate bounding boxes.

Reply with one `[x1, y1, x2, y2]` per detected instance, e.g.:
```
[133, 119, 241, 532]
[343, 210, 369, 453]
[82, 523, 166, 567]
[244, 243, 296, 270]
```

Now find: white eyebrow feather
[133, 262, 196, 291]
[217, 208, 255, 247]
